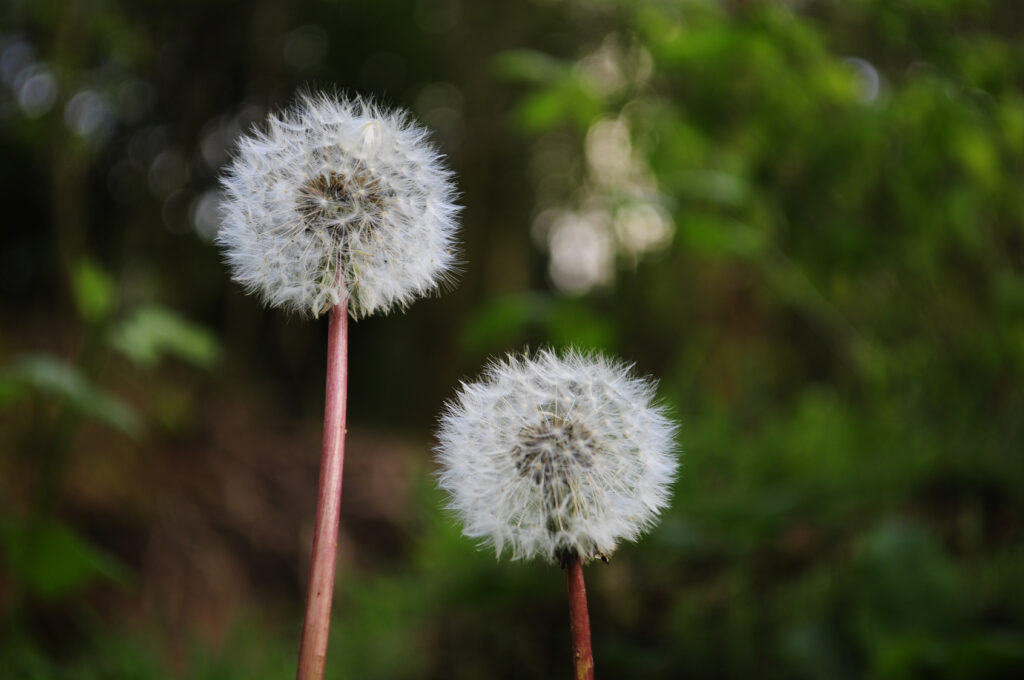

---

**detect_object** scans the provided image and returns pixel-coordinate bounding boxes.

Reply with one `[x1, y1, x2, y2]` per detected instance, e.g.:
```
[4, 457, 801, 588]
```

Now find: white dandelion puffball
[217, 92, 460, 318]
[436, 350, 678, 565]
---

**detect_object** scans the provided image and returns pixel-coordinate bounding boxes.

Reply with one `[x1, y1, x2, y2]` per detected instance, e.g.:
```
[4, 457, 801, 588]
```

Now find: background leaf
[0, 355, 141, 437]
[110, 306, 220, 370]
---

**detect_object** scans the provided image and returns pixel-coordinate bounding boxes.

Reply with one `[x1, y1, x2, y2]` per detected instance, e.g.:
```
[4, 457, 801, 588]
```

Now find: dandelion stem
[297, 297, 349, 680]
[565, 557, 595, 680]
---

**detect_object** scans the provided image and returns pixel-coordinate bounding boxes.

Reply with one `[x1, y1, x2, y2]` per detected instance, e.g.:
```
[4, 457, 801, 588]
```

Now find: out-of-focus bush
[1, 0, 1022, 678]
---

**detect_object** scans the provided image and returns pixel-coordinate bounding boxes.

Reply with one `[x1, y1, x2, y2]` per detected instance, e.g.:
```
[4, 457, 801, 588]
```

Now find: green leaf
[72, 258, 116, 323]
[546, 298, 616, 351]
[0, 517, 128, 601]
[516, 81, 603, 132]
[493, 49, 569, 84]
[460, 294, 616, 354]
[850, 520, 960, 637]
[110, 305, 220, 369]
[678, 214, 765, 257]
[1, 354, 141, 437]
[460, 293, 548, 354]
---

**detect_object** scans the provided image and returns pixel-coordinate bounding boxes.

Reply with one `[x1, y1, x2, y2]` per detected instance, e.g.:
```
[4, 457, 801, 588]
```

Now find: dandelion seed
[435, 348, 679, 565]
[435, 349, 678, 679]
[217, 92, 460, 318]
[216, 90, 461, 680]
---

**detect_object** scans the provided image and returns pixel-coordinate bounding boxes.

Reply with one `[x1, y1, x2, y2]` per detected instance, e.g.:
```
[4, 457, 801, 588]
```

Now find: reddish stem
[296, 300, 349, 680]
[566, 557, 595, 680]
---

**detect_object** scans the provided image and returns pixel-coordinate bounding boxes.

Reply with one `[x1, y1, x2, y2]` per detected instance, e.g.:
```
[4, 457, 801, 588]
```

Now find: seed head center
[296, 161, 391, 230]
[514, 416, 598, 486]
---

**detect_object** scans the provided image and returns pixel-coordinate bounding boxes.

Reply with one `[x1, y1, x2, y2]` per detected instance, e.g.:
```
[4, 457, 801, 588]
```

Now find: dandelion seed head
[217, 92, 461, 318]
[435, 349, 679, 565]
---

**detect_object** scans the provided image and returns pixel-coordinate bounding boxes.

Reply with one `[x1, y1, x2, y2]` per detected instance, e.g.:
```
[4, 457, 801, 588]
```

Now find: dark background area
[1, 0, 1023, 678]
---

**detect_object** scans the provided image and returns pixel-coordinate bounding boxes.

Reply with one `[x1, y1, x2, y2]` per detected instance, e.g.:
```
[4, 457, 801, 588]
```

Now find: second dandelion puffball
[218, 93, 460, 318]
[436, 350, 679, 564]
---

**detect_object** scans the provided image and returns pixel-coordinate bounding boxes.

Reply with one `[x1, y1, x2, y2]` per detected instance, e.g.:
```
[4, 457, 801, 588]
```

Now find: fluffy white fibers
[436, 349, 679, 565]
[218, 92, 460, 318]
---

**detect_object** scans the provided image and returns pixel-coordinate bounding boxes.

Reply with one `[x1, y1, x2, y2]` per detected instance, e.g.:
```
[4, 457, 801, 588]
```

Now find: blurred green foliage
[1, 255, 218, 667]
[0, 354, 141, 437]
[2, 0, 1023, 678]
[110, 306, 220, 370]
[0, 518, 128, 602]
[71, 260, 116, 324]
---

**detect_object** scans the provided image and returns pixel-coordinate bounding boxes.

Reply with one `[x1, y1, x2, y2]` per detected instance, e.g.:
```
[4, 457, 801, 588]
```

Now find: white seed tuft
[217, 92, 461, 318]
[435, 349, 679, 565]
